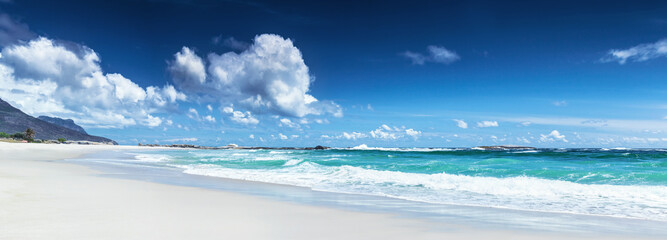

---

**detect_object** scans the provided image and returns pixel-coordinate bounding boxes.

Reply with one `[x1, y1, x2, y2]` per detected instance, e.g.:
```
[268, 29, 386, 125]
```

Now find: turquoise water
[128, 147, 667, 221]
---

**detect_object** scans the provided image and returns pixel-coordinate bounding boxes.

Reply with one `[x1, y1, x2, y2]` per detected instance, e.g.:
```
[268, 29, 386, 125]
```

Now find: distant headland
[137, 143, 331, 150]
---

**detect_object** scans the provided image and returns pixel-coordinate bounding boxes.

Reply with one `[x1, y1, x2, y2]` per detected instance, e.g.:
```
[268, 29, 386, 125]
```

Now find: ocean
[75, 145, 667, 234]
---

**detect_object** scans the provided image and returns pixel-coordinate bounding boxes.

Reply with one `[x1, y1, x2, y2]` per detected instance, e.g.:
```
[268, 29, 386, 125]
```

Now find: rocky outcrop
[477, 145, 536, 150]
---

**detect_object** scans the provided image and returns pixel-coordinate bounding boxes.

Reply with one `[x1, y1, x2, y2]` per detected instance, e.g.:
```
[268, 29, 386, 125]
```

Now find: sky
[1, 0, 667, 147]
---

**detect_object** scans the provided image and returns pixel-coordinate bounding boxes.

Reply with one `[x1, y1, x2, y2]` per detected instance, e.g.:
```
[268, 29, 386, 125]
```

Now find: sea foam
[125, 148, 667, 222]
[178, 161, 667, 221]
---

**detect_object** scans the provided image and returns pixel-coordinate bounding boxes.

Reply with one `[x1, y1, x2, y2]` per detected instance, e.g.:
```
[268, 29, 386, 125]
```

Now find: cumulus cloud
[222, 105, 259, 125]
[279, 118, 299, 128]
[187, 108, 199, 120]
[278, 133, 288, 140]
[453, 119, 468, 129]
[405, 128, 422, 139]
[402, 45, 460, 65]
[370, 128, 399, 140]
[601, 39, 667, 64]
[169, 34, 342, 118]
[0, 37, 185, 128]
[540, 130, 568, 143]
[343, 131, 367, 140]
[476, 121, 499, 128]
[168, 47, 206, 90]
[370, 125, 422, 140]
[203, 115, 215, 123]
[328, 125, 422, 141]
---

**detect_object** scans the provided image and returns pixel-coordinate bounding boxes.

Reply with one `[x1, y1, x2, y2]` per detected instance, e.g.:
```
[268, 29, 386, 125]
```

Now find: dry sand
[0, 142, 653, 240]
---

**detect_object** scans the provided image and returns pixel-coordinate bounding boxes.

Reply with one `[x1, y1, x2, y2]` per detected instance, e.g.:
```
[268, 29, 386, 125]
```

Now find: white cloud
[249, 134, 255, 139]
[601, 39, 667, 64]
[405, 128, 422, 139]
[477, 121, 499, 128]
[370, 128, 399, 140]
[170, 34, 341, 118]
[207, 104, 213, 112]
[427, 46, 460, 64]
[342, 132, 367, 140]
[0, 37, 185, 128]
[169, 47, 206, 89]
[369, 125, 421, 140]
[222, 105, 258, 125]
[540, 130, 568, 143]
[500, 116, 667, 132]
[279, 118, 299, 128]
[402, 45, 460, 65]
[203, 115, 215, 123]
[163, 137, 198, 142]
[143, 114, 163, 127]
[187, 108, 199, 120]
[453, 119, 468, 129]
[402, 51, 427, 65]
[279, 133, 288, 140]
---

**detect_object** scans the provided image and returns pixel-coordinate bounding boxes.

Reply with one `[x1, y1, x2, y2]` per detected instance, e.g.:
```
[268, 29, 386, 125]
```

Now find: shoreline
[74, 147, 667, 237]
[1, 142, 663, 239]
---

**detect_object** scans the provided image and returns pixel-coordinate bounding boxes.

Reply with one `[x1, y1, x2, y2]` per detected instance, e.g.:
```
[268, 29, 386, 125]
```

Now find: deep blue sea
[109, 145, 667, 223]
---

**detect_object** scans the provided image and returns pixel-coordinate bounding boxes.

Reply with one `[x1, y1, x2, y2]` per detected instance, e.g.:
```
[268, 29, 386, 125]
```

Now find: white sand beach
[0, 142, 657, 240]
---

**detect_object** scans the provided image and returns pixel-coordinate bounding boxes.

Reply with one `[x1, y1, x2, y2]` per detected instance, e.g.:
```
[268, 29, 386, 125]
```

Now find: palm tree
[25, 128, 35, 140]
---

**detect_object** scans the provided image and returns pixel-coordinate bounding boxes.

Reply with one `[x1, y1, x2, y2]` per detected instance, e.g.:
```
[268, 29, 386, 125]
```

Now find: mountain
[37, 116, 88, 134]
[0, 98, 116, 144]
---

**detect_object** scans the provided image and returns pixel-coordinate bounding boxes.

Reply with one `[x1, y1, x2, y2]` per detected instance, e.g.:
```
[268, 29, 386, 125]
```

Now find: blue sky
[1, 0, 667, 147]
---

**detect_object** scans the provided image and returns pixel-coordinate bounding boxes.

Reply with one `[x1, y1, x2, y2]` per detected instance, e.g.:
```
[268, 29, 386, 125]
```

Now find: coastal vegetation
[0, 128, 35, 142]
[0, 129, 65, 144]
[1, 98, 117, 144]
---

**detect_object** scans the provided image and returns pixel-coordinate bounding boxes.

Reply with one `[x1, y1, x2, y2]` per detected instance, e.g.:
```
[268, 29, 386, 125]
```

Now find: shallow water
[70, 147, 667, 236]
